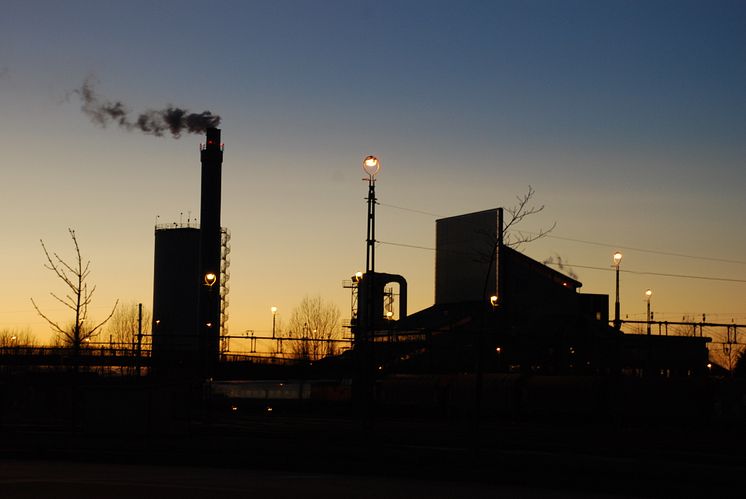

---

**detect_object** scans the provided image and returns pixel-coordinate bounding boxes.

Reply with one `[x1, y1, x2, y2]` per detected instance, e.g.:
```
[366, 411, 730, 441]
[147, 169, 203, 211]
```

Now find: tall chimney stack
[199, 127, 223, 376]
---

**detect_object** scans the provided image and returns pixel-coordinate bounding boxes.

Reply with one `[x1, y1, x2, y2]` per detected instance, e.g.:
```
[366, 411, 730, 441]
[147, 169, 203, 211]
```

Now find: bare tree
[287, 295, 342, 360]
[503, 185, 557, 249]
[735, 349, 746, 378]
[474, 185, 556, 264]
[671, 315, 699, 337]
[472, 186, 557, 275]
[30, 228, 118, 353]
[107, 301, 151, 350]
[710, 342, 744, 374]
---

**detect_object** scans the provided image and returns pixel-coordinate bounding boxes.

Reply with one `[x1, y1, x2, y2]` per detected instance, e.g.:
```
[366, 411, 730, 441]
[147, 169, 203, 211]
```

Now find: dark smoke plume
[76, 78, 221, 138]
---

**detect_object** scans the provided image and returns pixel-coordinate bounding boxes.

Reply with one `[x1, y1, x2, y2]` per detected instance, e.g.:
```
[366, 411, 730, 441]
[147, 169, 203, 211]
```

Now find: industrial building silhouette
[351, 208, 709, 379]
[0, 128, 727, 429]
[142, 128, 711, 384]
[151, 128, 229, 377]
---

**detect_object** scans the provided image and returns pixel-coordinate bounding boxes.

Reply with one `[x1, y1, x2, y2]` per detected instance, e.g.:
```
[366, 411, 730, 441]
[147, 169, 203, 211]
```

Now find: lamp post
[645, 289, 652, 336]
[362, 156, 380, 337]
[271, 306, 278, 339]
[360, 155, 380, 419]
[203, 271, 218, 370]
[613, 252, 623, 330]
[205, 272, 218, 328]
[362, 155, 380, 275]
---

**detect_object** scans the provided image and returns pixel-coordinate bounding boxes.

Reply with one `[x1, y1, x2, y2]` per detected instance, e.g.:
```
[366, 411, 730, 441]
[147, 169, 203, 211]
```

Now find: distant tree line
[0, 328, 37, 348]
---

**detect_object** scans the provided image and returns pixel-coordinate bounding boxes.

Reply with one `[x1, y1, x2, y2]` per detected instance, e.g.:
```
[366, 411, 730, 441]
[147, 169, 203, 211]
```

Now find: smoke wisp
[76, 78, 221, 138]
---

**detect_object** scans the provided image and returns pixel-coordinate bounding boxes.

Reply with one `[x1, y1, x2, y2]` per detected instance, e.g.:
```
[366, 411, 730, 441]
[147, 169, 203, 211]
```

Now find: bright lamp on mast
[362, 155, 380, 179]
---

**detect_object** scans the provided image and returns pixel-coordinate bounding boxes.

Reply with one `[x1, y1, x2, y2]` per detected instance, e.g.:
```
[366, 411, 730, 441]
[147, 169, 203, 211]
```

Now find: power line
[379, 240, 435, 252]
[378, 202, 443, 217]
[539, 233, 746, 266]
[379, 240, 746, 284]
[543, 261, 746, 284]
[379, 201, 746, 265]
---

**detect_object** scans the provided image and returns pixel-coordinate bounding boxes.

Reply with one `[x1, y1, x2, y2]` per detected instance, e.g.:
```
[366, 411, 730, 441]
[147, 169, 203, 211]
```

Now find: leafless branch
[49, 291, 77, 312]
[87, 299, 119, 338]
[30, 298, 68, 336]
[503, 185, 556, 249]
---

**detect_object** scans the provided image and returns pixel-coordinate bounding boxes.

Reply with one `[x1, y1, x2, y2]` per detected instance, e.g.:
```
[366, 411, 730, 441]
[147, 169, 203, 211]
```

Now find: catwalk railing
[615, 319, 743, 342]
[616, 319, 745, 370]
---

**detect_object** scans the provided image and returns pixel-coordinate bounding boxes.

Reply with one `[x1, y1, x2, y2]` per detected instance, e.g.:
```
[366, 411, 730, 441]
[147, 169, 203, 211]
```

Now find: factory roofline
[155, 222, 201, 231]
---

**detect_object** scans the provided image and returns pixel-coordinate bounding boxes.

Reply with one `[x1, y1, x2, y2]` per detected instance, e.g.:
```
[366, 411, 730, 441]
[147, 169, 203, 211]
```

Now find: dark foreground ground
[1, 459, 628, 499]
[2, 411, 745, 498]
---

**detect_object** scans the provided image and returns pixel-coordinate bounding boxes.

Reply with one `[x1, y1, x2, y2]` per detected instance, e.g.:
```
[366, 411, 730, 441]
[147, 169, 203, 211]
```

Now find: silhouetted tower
[199, 127, 223, 376]
[152, 225, 201, 365]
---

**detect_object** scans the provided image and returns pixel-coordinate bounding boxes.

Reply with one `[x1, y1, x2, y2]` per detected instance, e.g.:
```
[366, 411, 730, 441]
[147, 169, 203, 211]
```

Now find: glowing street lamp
[362, 155, 381, 179]
[489, 295, 499, 308]
[645, 289, 652, 335]
[271, 306, 278, 339]
[204, 272, 219, 338]
[204, 272, 217, 287]
[612, 252, 623, 330]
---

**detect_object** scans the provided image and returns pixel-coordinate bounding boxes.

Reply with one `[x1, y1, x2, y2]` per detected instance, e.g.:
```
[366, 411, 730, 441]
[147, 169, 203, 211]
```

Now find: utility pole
[137, 302, 143, 376]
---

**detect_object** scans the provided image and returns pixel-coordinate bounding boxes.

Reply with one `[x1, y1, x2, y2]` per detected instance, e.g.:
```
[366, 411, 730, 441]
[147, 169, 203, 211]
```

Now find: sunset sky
[1, 0, 744, 347]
